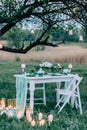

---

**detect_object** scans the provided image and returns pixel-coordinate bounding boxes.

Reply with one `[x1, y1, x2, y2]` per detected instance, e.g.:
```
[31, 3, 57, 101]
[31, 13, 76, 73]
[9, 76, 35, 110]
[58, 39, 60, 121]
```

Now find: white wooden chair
[55, 74, 83, 115]
[26, 83, 46, 106]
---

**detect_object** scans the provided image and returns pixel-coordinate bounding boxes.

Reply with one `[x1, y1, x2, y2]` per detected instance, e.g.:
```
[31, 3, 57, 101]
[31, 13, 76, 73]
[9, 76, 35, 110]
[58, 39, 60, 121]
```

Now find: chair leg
[56, 82, 61, 103]
[57, 95, 71, 114]
[77, 87, 83, 115]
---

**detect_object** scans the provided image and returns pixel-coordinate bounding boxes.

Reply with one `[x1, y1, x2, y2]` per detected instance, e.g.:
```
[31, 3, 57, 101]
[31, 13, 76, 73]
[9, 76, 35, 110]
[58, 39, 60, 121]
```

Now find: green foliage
[81, 27, 87, 42]
[5, 26, 24, 49]
[50, 24, 79, 42]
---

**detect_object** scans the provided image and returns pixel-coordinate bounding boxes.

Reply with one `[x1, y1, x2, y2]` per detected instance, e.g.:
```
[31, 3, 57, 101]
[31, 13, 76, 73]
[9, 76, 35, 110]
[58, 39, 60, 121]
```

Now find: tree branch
[0, 40, 64, 54]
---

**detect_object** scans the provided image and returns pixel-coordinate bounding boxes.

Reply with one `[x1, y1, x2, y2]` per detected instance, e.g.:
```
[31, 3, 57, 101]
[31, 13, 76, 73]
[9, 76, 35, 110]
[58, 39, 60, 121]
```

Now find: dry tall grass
[0, 45, 87, 63]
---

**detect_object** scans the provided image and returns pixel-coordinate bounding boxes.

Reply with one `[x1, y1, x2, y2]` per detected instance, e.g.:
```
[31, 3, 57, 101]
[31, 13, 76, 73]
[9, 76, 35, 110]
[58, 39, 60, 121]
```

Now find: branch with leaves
[0, 0, 87, 53]
[0, 40, 64, 54]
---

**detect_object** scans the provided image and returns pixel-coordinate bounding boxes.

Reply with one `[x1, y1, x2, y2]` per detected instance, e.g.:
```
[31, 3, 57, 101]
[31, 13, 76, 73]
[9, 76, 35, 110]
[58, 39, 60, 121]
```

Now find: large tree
[0, 0, 87, 53]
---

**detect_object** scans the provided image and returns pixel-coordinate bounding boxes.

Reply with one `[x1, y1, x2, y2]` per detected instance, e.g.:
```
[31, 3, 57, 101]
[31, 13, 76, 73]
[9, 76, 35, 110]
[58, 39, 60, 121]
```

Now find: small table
[14, 74, 75, 114]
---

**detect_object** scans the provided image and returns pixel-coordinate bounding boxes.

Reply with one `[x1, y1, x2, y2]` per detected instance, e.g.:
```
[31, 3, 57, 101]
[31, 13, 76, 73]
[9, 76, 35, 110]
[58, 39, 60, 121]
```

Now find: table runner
[16, 75, 27, 114]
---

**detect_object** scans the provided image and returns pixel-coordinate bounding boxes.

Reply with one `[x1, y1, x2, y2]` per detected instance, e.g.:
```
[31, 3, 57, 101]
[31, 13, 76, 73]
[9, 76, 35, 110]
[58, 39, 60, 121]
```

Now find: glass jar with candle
[38, 112, 43, 121]
[0, 98, 6, 109]
[48, 114, 53, 125]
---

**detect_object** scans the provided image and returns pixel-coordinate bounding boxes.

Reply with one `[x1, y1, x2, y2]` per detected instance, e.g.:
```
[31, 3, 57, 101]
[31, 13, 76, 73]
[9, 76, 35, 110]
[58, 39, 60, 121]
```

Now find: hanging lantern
[31, 29, 34, 34]
[79, 35, 83, 41]
[69, 29, 73, 35]
[22, 25, 26, 30]
[0, 43, 2, 48]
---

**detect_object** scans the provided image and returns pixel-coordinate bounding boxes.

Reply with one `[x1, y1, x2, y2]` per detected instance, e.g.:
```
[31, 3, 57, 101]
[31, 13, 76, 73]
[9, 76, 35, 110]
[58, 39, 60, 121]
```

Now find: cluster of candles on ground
[0, 98, 53, 126]
[26, 107, 53, 126]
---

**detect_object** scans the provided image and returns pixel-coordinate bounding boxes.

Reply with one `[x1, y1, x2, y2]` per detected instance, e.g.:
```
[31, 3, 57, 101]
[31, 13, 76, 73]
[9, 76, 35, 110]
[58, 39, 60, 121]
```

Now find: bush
[15, 56, 21, 62]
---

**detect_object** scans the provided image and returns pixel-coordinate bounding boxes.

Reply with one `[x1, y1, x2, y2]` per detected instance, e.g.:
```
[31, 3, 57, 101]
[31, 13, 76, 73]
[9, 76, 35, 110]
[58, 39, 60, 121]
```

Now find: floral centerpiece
[39, 61, 62, 74]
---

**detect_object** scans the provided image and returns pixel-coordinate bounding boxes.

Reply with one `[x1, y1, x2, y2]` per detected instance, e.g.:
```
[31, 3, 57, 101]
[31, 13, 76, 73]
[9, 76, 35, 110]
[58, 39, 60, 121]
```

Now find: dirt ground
[0, 45, 87, 63]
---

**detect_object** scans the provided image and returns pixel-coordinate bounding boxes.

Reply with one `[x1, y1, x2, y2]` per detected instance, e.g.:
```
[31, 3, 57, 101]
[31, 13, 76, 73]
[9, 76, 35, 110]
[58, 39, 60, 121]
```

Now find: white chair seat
[56, 89, 72, 95]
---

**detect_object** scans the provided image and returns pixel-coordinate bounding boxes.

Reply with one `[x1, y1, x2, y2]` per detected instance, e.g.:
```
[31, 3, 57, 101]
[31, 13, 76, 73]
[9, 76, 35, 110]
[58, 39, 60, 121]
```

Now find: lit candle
[0, 43, 2, 49]
[21, 63, 26, 69]
[27, 115, 32, 122]
[69, 29, 73, 35]
[38, 112, 43, 121]
[26, 107, 32, 122]
[31, 119, 36, 126]
[21, 63, 26, 73]
[26, 107, 31, 117]
[31, 29, 34, 34]
[0, 98, 6, 109]
[39, 119, 45, 126]
[16, 110, 23, 119]
[68, 63, 72, 69]
[5, 107, 9, 110]
[48, 114, 53, 125]
[79, 35, 83, 41]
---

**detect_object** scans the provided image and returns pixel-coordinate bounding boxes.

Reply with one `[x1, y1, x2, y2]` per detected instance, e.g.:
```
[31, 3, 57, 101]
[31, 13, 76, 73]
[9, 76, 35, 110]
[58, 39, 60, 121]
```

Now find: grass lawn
[0, 61, 87, 130]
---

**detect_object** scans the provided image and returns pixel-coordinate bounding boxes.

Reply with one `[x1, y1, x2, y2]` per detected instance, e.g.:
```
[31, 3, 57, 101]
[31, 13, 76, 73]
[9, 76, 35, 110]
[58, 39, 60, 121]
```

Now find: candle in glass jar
[21, 63, 26, 69]
[31, 119, 36, 126]
[68, 63, 72, 69]
[0, 98, 6, 108]
[27, 115, 32, 122]
[16, 110, 23, 119]
[38, 112, 43, 121]
[48, 114, 53, 125]
[39, 119, 45, 126]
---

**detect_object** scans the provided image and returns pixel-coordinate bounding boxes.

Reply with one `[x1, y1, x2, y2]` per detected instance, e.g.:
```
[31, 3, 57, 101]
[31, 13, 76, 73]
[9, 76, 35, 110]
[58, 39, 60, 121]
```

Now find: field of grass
[0, 61, 87, 130]
[1, 44, 87, 63]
